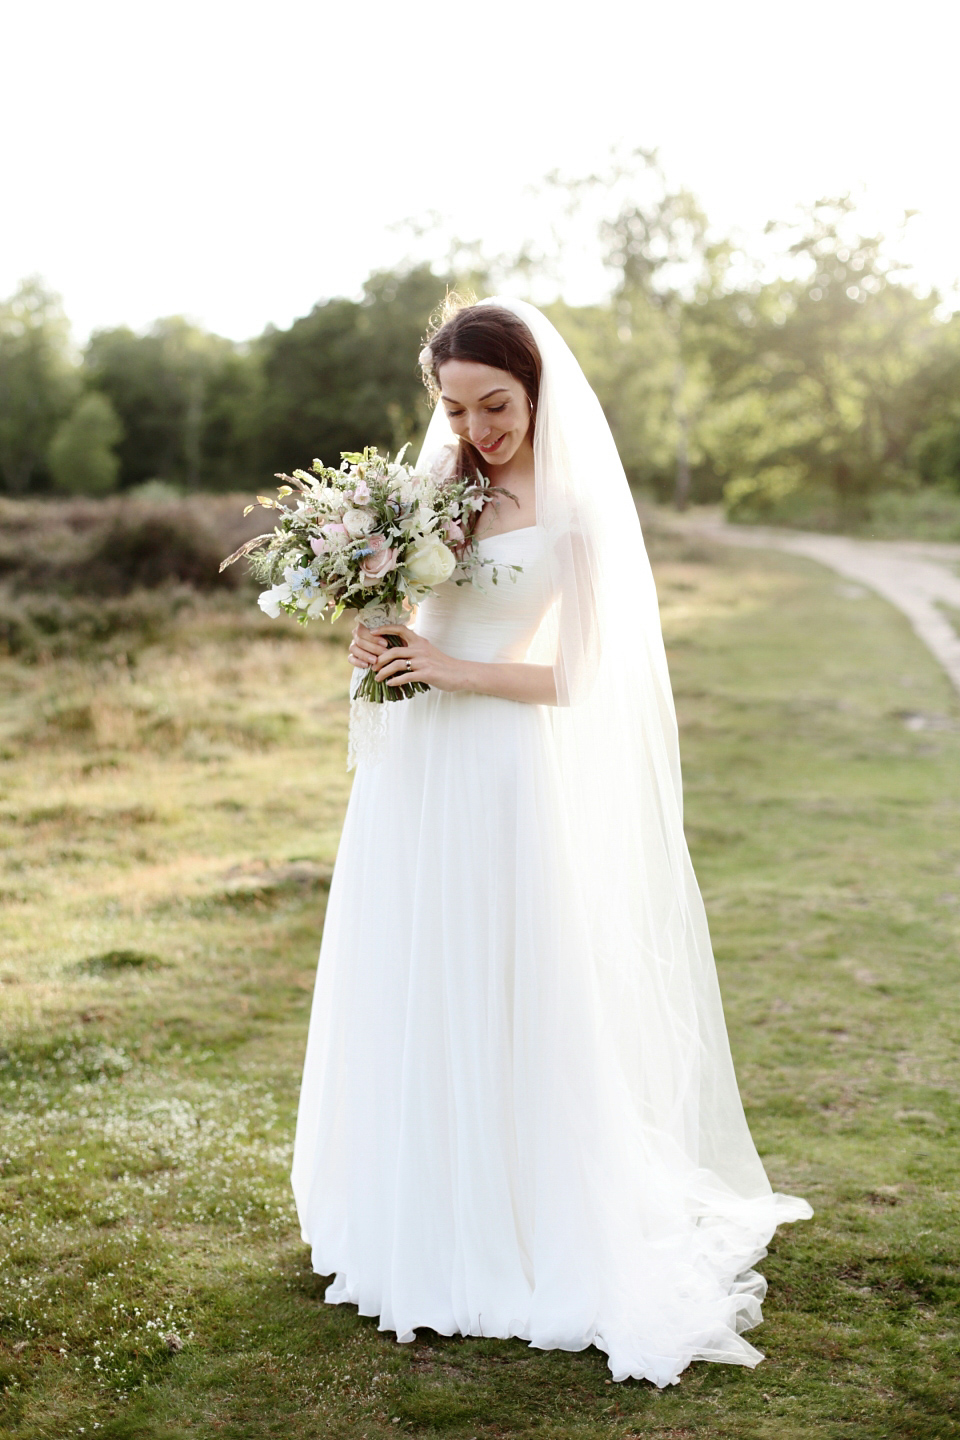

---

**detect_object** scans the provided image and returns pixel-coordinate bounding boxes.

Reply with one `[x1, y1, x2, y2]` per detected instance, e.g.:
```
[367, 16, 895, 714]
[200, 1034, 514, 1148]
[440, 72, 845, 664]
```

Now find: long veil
[418, 297, 811, 1379]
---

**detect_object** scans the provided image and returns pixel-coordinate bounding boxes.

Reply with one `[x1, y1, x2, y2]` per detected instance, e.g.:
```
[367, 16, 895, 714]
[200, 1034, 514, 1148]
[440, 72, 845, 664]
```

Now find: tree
[708, 199, 939, 522]
[900, 315, 960, 491]
[547, 296, 680, 495]
[252, 265, 450, 477]
[544, 152, 722, 506]
[48, 392, 123, 495]
[0, 278, 79, 493]
[83, 318, 253, 490]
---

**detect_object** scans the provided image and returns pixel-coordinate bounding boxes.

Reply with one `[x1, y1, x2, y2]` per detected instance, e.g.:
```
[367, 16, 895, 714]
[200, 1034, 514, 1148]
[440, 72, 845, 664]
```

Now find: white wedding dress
[291, 515, 811, 1386]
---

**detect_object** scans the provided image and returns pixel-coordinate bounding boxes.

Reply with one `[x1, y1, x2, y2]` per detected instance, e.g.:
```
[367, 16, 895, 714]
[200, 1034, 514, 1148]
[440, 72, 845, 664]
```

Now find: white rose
[343, 507, 376, 539]
[257, 582, 292, 618]
[403, 535, 456, 589]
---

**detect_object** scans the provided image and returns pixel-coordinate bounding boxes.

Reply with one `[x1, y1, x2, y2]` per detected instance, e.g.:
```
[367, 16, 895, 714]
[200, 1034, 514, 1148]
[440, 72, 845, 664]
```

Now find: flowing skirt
[291, 688, 811, 1387]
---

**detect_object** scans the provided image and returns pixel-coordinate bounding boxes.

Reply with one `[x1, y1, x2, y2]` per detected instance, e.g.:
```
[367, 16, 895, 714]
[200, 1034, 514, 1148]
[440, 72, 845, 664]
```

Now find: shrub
[0, 585, 193, 662]
[0, 493, 264, 595]
[48, 393, 123, 495]
[74, 511, 232, 595]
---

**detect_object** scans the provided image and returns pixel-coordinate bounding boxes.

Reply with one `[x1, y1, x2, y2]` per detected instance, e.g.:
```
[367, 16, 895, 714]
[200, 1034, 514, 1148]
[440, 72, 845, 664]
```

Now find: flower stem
[355, 633, 430, 703]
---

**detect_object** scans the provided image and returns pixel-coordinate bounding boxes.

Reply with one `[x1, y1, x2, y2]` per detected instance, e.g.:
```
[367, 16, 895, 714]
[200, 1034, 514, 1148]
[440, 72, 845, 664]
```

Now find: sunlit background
[2, 0, 960, 533]
[3, 0, 959, 340]
[3, 8, 960, 1430]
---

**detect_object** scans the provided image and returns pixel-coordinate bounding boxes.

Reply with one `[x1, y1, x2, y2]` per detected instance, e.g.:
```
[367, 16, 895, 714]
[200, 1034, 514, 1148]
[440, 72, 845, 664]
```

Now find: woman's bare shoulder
[427, 443, 458, 481]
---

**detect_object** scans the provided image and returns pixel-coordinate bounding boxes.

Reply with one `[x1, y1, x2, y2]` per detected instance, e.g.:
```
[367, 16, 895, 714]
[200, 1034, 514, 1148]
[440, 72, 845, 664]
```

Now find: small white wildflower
[257, 583, 292, 618]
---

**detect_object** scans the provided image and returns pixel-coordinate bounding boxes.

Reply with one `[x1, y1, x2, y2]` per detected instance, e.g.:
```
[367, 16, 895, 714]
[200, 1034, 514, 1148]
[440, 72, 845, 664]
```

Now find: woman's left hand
[372, 627, 468, 693]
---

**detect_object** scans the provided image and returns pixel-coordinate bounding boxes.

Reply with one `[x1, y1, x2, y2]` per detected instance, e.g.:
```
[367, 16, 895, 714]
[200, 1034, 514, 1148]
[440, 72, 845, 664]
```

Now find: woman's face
[436, 360, 532, 466]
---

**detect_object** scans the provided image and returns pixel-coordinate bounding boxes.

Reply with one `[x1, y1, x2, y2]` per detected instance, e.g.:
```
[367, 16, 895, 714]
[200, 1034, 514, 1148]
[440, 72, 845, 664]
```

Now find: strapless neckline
[475, 524, 540, 546]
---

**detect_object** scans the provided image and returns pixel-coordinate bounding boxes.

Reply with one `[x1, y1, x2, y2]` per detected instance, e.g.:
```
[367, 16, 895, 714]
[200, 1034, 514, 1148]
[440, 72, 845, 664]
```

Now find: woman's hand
[370, 627, 467, 692]
[349, 620, 556, 705]
[348, 620, 387, 670]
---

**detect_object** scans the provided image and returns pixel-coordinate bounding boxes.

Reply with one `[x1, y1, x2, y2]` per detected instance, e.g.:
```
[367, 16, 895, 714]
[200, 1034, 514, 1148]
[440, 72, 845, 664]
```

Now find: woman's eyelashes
[445, 404, 508, 419]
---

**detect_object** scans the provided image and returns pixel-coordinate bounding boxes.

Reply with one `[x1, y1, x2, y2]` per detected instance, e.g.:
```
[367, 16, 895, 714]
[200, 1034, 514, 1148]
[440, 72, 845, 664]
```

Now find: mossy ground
[1, 536, 958, 1438]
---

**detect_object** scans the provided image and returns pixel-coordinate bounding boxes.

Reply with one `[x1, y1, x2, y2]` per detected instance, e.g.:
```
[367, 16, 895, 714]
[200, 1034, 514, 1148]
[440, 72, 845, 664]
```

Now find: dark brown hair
[422, 297, 542, 482]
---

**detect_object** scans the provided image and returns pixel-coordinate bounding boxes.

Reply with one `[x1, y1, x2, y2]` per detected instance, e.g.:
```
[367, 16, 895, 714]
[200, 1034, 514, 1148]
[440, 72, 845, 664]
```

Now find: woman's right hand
[348, 620, 388, 670]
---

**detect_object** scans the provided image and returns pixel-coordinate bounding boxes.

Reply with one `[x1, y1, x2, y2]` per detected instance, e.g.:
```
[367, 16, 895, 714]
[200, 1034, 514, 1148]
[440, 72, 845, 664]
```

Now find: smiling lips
[479, 434, 505, 454]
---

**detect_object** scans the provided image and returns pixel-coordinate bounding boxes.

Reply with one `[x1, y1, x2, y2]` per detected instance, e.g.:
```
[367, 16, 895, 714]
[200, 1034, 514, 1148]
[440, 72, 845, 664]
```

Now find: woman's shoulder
[426, 443, 458, 482]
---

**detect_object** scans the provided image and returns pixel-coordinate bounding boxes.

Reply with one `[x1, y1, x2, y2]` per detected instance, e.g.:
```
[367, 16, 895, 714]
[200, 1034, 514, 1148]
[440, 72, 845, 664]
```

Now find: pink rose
[310, 536, 327, 556]
[322, 522, 348, 537]
[359, 533, 398, 585]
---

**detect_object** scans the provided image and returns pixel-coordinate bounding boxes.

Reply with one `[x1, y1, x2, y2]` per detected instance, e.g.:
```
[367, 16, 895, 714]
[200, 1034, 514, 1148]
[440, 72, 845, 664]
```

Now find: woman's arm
[348, 622, 557, 705]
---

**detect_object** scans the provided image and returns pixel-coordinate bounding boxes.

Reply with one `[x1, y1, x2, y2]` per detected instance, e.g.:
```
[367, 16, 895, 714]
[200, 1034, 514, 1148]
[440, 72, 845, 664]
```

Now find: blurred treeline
[2, 181, 959, 533]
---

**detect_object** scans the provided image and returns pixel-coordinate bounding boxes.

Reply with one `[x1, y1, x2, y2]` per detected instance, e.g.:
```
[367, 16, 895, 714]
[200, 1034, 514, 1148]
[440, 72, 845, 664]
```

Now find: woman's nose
[468, 413, 491, 444]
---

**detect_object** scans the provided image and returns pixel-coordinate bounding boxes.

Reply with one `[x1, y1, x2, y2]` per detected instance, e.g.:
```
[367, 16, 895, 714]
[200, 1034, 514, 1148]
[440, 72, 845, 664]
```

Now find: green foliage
[48, 391, 123, 495]
[83, 317, 254, 491]
[903, 314, 960, 491]
[711, 200, 944, 524]
[252, 265, 449, 475]
[548, 295, 680, 492]
[864, 485, 960, 540]
[2, 186, 958, 529]
[0, 278, 78, 493]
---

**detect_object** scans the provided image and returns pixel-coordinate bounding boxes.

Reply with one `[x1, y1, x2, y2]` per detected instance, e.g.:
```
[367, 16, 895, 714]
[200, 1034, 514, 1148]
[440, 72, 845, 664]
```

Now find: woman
[291, 297, 811, 1387]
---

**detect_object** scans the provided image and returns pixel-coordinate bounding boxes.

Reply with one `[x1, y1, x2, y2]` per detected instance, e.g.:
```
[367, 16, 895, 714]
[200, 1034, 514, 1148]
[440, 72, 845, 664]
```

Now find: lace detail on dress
[347, 695, 389, 771]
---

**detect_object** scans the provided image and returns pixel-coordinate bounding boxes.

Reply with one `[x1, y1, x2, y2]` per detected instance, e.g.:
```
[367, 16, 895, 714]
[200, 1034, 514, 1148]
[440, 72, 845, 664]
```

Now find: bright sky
[2, 0, 958, 344]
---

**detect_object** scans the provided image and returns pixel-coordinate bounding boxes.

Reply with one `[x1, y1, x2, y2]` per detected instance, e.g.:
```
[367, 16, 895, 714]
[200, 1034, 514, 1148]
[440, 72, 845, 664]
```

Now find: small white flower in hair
[418, 345, 434, 372]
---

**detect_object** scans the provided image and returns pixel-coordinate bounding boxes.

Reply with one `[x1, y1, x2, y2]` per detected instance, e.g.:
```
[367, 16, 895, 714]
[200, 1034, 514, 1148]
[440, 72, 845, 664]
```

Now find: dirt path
[679, 517, 960, 698]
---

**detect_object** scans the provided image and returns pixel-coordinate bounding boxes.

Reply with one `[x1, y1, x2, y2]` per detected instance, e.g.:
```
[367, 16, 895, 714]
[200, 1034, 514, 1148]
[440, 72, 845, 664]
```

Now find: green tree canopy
[48, 391, 123, 495]
[252, 265, 449, 476]
[83, 318, 253, 490]
[0, 278, 78, 493]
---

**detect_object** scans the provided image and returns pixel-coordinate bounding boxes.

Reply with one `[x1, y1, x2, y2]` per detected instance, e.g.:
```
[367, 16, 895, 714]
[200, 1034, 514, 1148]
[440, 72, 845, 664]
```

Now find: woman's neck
[488, 436, 534, 489]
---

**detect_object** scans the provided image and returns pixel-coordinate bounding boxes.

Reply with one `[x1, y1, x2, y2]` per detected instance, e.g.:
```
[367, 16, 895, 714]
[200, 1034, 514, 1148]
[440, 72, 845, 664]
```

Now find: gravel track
[680, 518, 960, 698]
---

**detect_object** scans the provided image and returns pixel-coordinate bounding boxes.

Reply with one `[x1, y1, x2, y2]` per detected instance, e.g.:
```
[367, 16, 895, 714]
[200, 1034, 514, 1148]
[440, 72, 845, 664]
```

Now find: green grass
[721, 480, 960, 540]
[1, 539, 959, 1438]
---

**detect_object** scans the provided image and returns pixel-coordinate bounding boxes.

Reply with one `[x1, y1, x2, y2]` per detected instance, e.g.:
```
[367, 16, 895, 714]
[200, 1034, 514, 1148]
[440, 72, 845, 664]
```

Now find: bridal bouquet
[220, 447, 518, 704]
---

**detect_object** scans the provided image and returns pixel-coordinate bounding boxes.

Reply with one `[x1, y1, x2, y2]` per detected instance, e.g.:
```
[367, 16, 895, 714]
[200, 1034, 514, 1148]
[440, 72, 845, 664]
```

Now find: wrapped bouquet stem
[351, 602, 430, 705]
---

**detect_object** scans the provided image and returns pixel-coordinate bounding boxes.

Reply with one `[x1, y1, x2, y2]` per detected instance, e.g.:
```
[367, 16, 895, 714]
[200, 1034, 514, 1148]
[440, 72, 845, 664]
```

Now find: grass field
[1, 526, 959, 1439]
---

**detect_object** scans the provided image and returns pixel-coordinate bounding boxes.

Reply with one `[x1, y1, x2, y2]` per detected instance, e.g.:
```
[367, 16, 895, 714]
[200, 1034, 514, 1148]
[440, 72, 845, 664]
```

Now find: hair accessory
[418, 345, 434, 373]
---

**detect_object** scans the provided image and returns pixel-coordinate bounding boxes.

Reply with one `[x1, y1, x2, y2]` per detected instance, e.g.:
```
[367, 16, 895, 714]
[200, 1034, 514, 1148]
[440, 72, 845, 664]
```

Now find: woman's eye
[445, 408, 465, 418]
[488, 403, 507, 413]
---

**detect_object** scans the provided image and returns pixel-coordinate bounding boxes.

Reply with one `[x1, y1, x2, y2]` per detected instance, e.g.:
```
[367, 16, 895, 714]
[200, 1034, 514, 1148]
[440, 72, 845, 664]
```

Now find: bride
[291, 296, 811, 1387]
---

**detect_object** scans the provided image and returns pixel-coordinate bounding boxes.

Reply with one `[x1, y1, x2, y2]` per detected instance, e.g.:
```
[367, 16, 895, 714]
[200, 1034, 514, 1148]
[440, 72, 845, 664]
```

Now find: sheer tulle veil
[289, 295, 811, 1386]
[418, 297, 811, 1233]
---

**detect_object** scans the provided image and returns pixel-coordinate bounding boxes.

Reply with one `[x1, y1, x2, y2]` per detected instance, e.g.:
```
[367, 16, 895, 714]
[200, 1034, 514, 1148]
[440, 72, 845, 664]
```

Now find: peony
[359, 533, 399, 586]
[322, 521, 348, 540]
[403, 535, 456, 589]
[343, 507, 376, 539]
[258, 582, 292, 618]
